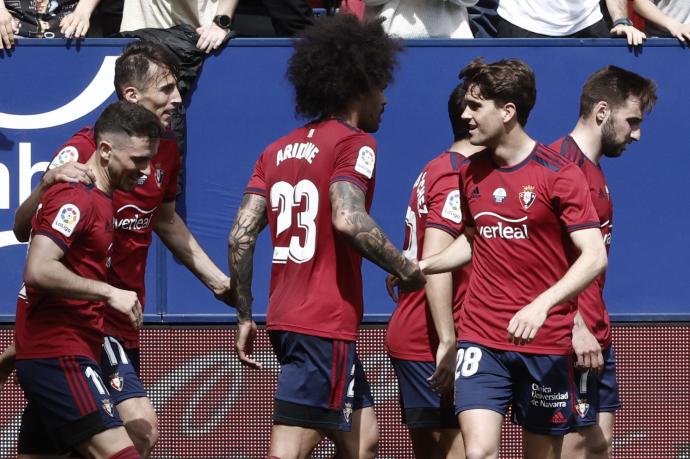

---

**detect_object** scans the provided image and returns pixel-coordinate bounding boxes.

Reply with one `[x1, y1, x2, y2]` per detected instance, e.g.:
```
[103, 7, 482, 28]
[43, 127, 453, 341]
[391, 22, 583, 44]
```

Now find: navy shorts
[269, 331, 374, 431]
[571, 345, 621, 429]
[15, 356, 123, 455]
[454, 342, 576, 436]
[391, 358, 458, 429]
[101, 336, 147, 404]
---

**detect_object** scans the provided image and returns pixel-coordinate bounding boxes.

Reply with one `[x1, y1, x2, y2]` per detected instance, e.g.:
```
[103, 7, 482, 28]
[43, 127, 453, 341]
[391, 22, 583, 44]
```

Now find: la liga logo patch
[51, 204, 81, 237]
[355, 146, 376, 179]
[48, 146, 79, 170]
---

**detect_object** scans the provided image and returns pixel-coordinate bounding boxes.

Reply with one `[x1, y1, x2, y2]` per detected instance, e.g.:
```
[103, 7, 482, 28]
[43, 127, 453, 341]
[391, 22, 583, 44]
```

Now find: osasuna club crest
[155, 165, 164, 188]
[575, 398, 590, 418]
[519, 185, 536, 210]
[110, 372, 124, 392]
[102, 399, 115, 417]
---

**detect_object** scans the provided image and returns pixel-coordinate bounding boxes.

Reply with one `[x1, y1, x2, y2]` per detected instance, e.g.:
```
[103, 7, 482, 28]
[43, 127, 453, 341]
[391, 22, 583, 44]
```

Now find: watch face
[216, 15, 231, 28]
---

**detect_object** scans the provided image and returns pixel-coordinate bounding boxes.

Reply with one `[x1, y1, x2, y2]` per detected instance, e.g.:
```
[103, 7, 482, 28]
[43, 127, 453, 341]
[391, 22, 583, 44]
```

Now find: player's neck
[86, 153, 113, 195]
[491, 128, 535, 168]
[449, 139, 484, 158]
[570, 120, 603, 165]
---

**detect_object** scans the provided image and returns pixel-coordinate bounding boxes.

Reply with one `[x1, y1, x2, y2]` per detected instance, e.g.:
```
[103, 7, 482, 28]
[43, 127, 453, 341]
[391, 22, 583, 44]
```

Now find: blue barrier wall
[1, 39, 689, 322]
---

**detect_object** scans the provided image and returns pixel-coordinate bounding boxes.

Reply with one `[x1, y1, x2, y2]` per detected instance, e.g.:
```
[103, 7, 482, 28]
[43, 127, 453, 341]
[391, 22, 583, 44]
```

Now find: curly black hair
[287, 15, 403, 120]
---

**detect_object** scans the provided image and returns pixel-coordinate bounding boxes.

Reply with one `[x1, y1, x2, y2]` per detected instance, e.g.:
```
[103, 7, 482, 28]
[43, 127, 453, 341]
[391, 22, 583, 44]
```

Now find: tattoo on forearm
[330, 182, 410, 277]
[228, 194, 267, 321]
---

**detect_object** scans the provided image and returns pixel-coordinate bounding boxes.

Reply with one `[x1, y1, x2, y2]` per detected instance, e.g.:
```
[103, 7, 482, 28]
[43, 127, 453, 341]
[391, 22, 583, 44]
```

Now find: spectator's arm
[0, 342, 15, 391]
[60, 0, 100, 38]
[196, 0, 239, 53]
[633, 0, 690, 42]
[606, 0, 646, 45]
[0, 0, 17, 49]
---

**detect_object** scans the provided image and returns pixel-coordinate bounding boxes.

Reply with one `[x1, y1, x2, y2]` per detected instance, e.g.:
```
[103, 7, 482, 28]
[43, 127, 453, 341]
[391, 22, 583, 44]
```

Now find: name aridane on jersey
[245, 119, 377, 342]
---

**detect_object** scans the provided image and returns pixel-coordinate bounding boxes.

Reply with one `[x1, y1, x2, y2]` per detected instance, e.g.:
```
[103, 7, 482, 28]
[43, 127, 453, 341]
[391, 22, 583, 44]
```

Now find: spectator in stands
[633, 0, 690, 41]
[232, 0, 313, 37]
[364, 0, 477, 38]
[0, 0, 99, 48]
[340, 0, 366, 20]
[496, 0, 647, 46]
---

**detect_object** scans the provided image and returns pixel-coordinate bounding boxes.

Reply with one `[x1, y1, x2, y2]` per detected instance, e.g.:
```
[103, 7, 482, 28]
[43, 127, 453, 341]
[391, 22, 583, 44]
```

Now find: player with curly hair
[228, 14, 424, 459]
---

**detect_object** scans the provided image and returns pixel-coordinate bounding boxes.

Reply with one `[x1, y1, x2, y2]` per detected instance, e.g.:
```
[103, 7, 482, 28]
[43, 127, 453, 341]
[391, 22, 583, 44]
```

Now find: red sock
[108, 445, 142, 459]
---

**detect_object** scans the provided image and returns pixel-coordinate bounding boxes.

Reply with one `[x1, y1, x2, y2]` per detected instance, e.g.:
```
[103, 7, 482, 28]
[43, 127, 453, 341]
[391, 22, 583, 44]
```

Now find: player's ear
[99, 140, 113, 161]
[122, 86, 140, 104]
[595, 101, 609, 124]
[502, 102, 517, 124]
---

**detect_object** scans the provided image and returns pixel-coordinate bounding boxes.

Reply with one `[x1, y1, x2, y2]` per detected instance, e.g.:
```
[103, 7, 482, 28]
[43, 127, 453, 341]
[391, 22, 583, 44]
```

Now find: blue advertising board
[1, 39, 688, 323]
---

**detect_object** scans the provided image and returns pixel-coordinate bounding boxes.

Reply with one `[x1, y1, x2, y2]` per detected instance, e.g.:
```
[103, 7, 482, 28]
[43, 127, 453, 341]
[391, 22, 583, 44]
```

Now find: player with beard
[385, 84, 483, 459]
[550, 66, 657, 459]
[228, 15, 424, 459]
[14, 101, 161, 459]
[4, 41, 232, 457]
[410, 58, 608, 459]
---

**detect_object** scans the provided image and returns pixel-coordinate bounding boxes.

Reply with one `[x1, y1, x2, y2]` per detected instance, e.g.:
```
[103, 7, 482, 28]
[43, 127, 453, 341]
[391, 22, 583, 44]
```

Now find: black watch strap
[213, 15, 232, 30]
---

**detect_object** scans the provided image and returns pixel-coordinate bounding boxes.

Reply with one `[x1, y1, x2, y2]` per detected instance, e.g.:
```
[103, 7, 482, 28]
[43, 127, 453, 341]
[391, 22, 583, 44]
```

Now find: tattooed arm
[227, 193, 268, 368]
[330, 181, 425, 291]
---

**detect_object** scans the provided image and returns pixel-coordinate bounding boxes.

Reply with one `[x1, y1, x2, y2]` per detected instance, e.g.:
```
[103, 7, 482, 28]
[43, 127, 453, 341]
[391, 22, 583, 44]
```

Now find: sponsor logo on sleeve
[48, 146, 79, 170]
[441, 190, 462, 223]
[51, 204, 80, 237]
[355, 146, 376, 179]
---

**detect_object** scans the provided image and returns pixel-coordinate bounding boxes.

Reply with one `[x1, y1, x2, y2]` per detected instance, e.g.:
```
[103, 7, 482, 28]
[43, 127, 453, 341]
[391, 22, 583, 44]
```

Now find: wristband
[613, 18, 633, 27]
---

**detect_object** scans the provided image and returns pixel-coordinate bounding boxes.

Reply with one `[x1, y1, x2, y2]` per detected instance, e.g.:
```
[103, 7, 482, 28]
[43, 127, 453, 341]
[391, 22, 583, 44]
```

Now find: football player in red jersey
[385, 83, 483, 459]
[417, 58, 608, 459]
[228, 15, 424, 459]
[552, 66, 656, 459]
[4, 41, 232, 457]
[15, 101, 161, 459]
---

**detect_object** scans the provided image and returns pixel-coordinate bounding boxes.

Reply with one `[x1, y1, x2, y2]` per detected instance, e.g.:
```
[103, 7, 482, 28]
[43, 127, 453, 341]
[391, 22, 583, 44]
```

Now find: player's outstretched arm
[422, 228, 457, 395]
[13, 162, 95, 242]
[24, 235, 142, 328]
[329, 181, 425, 292]
[228, 193, 267, 369]
[0, 342, 16, 391]
[418, 229, 473, 275]
[155, 201, 232, 304]
[507, 227, 607, 345]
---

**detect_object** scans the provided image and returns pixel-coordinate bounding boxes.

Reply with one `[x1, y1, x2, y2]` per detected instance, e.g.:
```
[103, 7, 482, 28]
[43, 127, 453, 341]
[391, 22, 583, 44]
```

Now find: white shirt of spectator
[497, 0, 603, 37]
[364, 0, 477, 39]
[120, 0, 220, 32]
[646, 0, 690, 35]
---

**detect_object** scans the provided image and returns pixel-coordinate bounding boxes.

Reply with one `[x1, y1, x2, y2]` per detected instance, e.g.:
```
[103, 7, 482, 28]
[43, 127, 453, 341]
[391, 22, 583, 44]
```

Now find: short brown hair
[458, 58, 536, 127]
[579, 66, 657, 118]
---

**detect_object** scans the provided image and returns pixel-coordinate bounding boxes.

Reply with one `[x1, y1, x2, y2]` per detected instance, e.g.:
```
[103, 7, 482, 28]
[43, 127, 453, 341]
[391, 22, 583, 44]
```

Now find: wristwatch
[612, 18, 633, 27]
[213, 14, 232, 30]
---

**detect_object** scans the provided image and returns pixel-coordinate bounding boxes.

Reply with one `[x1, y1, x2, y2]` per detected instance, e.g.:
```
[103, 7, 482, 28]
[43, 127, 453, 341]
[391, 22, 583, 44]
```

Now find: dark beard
[601, 117, 626, 158]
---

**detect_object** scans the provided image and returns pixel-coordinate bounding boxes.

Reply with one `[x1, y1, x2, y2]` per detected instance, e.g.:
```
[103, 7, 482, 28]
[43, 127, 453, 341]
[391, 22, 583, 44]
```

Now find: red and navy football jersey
[550, 136, 613, 348]
[386, 151, 471, 362]
[458, 144, 599, 355]
[245, 119, 377, 341]
[45, 127, 180, 348]
[15, 183, 113, 361]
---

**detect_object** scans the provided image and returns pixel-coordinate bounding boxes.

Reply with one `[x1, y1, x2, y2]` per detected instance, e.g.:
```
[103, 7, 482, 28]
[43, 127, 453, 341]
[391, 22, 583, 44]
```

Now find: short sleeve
[33, 185, 92, 252]
[425, 160, 463, 238]
[553, 164, 599, 232]
[47, 128, 95, 170]
[245, 154, 267, 197]
[329, 133, 377, 194]
[161, 139, 181, 202]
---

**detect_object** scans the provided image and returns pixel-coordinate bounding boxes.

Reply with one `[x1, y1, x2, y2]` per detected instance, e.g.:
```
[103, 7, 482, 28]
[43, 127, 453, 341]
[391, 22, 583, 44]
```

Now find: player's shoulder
[548, 135, 587, 168]
[529, 143, 574, 174]
[425, 150, 464, 175]
[155, 131, 181, 161]
[49, 126, 96, 169]
[43, 183, 98, 209]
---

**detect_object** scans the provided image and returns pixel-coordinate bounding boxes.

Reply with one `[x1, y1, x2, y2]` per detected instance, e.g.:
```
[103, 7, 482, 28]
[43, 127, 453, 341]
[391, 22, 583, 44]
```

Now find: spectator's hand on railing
[667, 21, 690, 43]
[610, 23, 646, 46]
[0, 7, 17, 50]
[60, 9, 91, 39]
[196, 23, 232, 54]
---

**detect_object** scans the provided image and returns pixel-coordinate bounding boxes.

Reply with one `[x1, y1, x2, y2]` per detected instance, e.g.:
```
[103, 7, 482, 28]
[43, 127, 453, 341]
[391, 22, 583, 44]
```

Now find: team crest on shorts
[343, 402, 353, 423]
[110, 372, 124, 392]
[575, 399, 590, 418]
[519, 185, 536, 210]
[102, 399, 115, 417]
